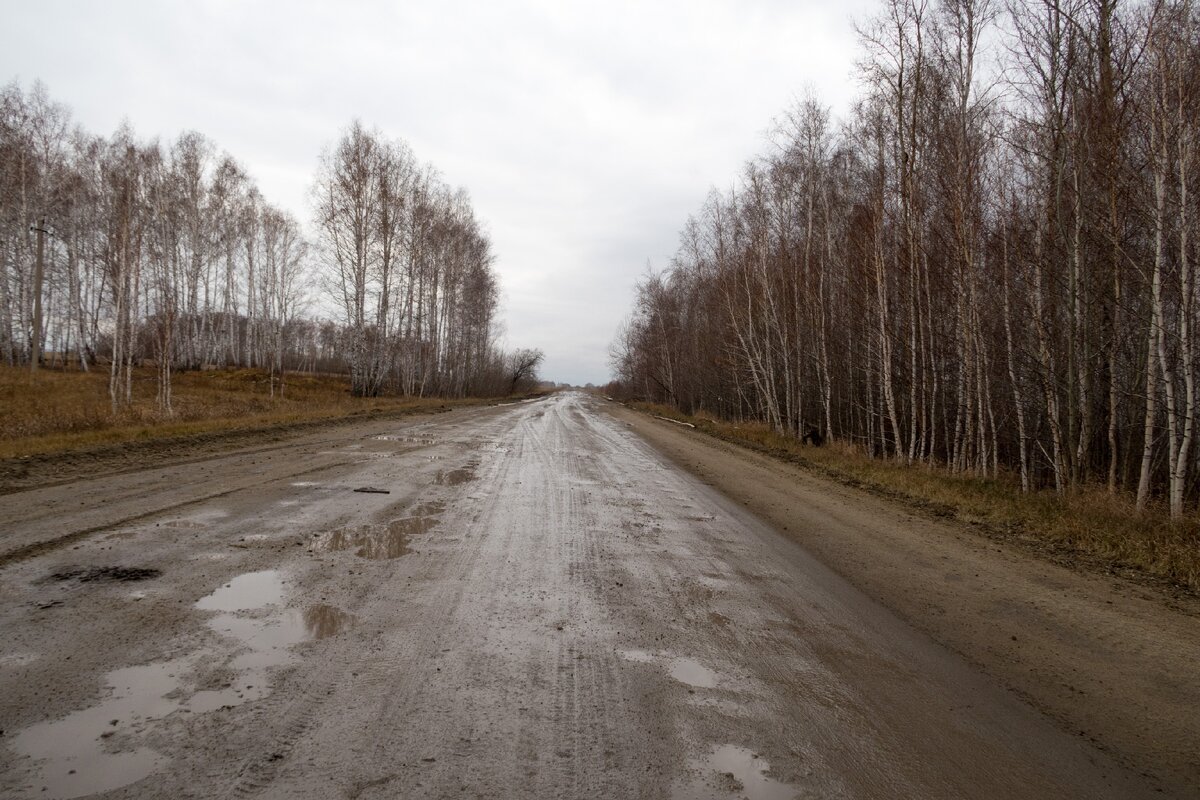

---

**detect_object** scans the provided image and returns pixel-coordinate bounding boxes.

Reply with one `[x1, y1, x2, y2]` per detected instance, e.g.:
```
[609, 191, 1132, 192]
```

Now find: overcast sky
[1, 0, 872, 385]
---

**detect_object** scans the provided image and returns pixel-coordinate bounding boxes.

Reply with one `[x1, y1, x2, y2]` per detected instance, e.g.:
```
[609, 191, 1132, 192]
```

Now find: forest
[0, 83, 542, 412]
[610, 0, 1200, 517]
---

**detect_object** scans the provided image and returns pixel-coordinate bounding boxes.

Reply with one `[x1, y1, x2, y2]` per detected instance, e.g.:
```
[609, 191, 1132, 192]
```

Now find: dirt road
[0, 392, 1189, 798]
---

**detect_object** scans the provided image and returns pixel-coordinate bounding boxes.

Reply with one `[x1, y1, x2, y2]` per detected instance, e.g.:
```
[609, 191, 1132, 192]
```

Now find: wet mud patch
[45, 566, 161, 584]
[435, 460, 479, 486]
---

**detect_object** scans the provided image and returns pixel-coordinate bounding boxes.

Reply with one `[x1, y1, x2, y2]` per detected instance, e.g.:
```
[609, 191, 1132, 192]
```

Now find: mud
[616, 400, 1200, 796]
[0, 392, 1189, 798]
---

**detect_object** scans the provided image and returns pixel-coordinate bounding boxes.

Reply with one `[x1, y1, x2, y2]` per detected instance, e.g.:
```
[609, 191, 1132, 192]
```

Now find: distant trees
[312, 122, 501, 397]
[612, 0, 1200, 517]
[1, 82, 533, 407]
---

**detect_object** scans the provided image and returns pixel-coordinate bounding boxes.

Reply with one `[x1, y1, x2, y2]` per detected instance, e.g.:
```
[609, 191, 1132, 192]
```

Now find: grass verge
[631, 401, 1200, 593]
[0, 366, 492, 460]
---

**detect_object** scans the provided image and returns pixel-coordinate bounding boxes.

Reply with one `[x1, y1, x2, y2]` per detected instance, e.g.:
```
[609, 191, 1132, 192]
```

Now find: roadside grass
[632, 401, 1200, 592]
[0, 366, 486, 460]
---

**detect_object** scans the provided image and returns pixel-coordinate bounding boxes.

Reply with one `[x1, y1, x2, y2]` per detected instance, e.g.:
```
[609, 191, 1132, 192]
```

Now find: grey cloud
[1, 0, 870, 385]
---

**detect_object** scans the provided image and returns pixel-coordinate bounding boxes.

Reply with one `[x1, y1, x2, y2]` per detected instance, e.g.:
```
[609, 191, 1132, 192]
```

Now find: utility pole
[31, 218, 47, 373]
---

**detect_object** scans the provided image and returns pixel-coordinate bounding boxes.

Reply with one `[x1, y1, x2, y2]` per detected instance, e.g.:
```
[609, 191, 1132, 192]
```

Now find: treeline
[0, 82, 539, 409]
[611, 0, 1199, 517]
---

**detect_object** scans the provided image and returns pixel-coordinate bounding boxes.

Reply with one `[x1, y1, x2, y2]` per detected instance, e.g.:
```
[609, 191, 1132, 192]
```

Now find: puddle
[10, 574, 351, 798]
[620, 650, 721, 689]
[319, 517, 433, 559]
[196, 570, 283, 611]
[317, 504, 442, 560]
[373, 435, 437, 445]
[672, 744, 797, 800]
[668, 658, 719, 689]
[302, 604, 354, 640]
[47, 566, 161, 584]
[188, 602, 353, 712]
[10, 658, 186, 798]
[157, 519, 204, 530]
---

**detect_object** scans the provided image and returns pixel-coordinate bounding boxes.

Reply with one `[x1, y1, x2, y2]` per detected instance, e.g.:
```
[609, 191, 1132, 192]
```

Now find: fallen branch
[654, 415, 696, 428]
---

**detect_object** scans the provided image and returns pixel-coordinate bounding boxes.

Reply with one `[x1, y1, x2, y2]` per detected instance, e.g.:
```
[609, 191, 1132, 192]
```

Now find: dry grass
[634, 402, 1200, 592]
[0, 366, 483, 460]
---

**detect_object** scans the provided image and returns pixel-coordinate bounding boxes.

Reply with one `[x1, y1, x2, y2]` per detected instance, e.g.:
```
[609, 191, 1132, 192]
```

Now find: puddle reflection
[9, 571, 352, 798]
[317, 512, 440, 560]
[11, 659, 185, 798]
[672, 744, 797, 800]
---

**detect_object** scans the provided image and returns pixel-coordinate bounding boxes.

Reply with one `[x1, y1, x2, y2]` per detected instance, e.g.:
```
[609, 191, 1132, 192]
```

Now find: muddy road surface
[0, 392, 1177, 798]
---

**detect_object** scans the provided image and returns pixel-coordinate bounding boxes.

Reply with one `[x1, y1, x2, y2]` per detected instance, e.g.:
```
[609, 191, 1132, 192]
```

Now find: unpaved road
[0, 392, 1193, 798]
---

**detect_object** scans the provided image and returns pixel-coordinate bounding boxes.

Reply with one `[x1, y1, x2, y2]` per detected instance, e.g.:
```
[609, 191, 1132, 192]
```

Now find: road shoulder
[607, 402, 1200, 797]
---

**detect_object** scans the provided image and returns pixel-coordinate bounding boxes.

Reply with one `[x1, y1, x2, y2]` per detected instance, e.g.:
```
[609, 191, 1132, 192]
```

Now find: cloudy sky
[1, 0, 872, 385]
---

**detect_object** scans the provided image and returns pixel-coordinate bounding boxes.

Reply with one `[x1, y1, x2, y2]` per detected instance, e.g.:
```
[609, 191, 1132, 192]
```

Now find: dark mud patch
[436, 462, 478, 486]
[46, 566, 161, 584]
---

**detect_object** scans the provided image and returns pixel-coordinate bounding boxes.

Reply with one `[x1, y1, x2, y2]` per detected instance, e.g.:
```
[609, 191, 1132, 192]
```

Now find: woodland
[610, 0, 1200, 517]
[0, 86, 543, 410]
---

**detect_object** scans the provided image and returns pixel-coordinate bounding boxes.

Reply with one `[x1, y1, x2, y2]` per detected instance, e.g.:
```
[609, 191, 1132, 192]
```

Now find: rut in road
[0, 393, 1161, 799]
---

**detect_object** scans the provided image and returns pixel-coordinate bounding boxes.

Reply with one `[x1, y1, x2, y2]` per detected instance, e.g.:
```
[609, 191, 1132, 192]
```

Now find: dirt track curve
[0, 392, 1190, 798]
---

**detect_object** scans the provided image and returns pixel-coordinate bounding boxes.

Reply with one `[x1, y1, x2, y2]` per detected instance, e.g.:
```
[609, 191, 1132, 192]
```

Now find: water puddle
[195, 570, 283, 611]
[319, 517, 433, 559]
[672, 745, 797, 800]
[317, 503, 443, 560]
[302, 604, 354, 640]
[157, 519, 205, 530]
[9, 572, 352, 797]
[668, 658, 719, 689]
[10, 658, 186, 798]
[619, 650, 722, 689]
[373, 434, 437, 445]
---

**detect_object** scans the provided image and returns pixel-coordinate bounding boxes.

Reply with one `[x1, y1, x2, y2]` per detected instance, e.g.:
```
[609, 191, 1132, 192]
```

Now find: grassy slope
[632, 401, 1200, 593]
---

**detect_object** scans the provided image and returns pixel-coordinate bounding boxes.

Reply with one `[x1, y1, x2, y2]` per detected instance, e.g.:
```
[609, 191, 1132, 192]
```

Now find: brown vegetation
[0, 365, 482, 460]
[632, 401, 1200, 592]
